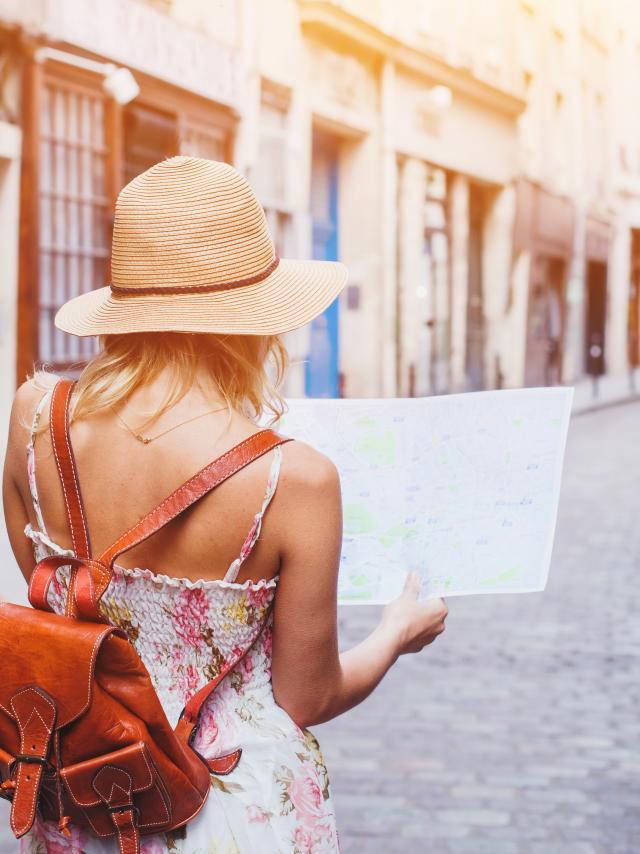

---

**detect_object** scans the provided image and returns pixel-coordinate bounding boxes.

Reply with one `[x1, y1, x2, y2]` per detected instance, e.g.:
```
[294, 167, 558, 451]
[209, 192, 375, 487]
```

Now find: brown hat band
[110, 256, 281, 297]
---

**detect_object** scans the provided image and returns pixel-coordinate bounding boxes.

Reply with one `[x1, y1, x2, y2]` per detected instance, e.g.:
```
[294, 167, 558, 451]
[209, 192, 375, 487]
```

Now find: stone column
[482, 184, 518, 387]
[566, 207, 587, 380]
[606, 214, 631, 376]
[380, 58, 398, 397]
[0, 120, 24, 608]
[449, 174, 469, 391]
[397, 157, 428, 396]
[504, 248, 531, 388]
[0, 121, 21, 433]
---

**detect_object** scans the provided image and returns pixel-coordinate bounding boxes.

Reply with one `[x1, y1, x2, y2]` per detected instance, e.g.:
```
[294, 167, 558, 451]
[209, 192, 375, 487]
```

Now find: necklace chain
[112, 403, 228, 444]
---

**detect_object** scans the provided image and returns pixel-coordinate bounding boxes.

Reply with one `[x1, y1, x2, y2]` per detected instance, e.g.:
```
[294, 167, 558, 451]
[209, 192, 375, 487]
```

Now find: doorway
[306, 131, 340, 398]
[628, 230, 640, 369]
[424, 165, 450, 395]
[585, 261, 607, 376]
[466, 183, 485, 390]
[524, 255, 565, 386]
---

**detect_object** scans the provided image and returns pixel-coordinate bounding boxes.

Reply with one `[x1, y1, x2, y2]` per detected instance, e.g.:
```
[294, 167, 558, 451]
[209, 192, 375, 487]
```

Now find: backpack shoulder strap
[49, 378, 91, 560]
[74, 429, 291, 620]
[30, 379, 92, 618]
[30, 379, 292, 621]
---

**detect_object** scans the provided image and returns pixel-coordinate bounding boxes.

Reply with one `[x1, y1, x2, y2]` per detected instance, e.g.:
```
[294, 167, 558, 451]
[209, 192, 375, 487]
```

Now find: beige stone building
[0, 0, 639, 427]
[509, 0, 640, 392]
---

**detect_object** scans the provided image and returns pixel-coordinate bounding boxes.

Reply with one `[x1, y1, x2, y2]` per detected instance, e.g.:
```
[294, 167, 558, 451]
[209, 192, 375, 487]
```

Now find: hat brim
[54, 258, 348, 337]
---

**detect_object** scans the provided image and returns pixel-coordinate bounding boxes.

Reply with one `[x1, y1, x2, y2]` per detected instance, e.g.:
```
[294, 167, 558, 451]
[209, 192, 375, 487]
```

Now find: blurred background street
[3, 0, 640, 605]
[318, 400, 640, 854]
[2, 0, 640, 421]
[0, 2, 639, 850]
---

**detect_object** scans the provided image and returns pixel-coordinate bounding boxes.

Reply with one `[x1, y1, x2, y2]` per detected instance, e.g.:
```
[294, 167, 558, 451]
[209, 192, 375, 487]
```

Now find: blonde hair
[34, 333, 289, 430]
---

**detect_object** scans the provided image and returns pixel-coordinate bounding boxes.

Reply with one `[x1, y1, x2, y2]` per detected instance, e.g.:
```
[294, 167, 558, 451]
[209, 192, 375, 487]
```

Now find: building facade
[0, 0, 639, 431]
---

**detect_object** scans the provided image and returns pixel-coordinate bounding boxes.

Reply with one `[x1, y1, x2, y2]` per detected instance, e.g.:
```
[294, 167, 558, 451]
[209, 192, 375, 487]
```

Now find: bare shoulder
[4, 380, 43, 483]
[10, 378, 47, 429]
[271, 440, 343, 561]
[8, 374, 58, 446]
[278, 440, 340, 493]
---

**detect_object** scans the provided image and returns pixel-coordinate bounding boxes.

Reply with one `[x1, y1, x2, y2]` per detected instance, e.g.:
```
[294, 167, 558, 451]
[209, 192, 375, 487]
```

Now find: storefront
[513, 180, 575, 386]
[584, 218, 611, 377]
[308, 129, 341, 398]
[629, 229, 640, 369]
[299, 17, 380, 397]
[393, 74, 524, 395]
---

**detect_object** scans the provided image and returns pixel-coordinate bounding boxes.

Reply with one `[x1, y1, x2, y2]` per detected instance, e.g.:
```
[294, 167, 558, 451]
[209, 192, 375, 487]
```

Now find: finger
[419, 595, 443, 615]
[401, 571, 421, 599]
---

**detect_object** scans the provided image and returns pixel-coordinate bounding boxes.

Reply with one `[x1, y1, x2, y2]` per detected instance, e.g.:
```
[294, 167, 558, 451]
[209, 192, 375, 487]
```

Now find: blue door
[306, 135, 340, 398]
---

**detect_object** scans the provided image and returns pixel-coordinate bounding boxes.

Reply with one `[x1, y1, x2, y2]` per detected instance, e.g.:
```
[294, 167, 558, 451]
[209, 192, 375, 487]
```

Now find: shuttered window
[38, 73, 109, 366]
[255, 79, 294, 256]
[17, 57, 236, 381]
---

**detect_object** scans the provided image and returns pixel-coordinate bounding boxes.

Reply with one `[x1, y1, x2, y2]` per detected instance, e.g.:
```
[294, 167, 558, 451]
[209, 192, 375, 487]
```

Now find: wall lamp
[34, 47, 140, 105]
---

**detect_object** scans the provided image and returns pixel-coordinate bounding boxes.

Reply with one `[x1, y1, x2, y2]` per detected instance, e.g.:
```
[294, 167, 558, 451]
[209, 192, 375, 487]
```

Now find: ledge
[299, 0, 527, 118]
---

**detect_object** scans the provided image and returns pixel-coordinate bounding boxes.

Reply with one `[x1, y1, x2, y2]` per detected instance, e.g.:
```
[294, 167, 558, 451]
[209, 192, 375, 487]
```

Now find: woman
[2, 157, 447, 853]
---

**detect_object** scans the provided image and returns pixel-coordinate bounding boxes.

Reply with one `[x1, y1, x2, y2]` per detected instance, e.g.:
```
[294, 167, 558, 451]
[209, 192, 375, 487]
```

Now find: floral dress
[4, 393, 339, 854]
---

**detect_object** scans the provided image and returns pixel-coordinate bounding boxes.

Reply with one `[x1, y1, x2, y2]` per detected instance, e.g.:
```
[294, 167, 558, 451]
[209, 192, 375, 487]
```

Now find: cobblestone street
[316, 402, 640, 854]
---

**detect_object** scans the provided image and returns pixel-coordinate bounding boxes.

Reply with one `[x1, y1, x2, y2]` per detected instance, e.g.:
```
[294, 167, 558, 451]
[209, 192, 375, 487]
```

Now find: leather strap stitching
[49, 384, 78, 556]
[9, 689, 56, 837]
[61, 384, 91, 557]
[50, 381, 91, 559]
[50, 380, 91, 618]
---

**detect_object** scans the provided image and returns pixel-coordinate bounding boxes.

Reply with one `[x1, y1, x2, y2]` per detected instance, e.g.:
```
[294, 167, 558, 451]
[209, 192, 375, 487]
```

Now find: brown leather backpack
[0, 379, 290, 853]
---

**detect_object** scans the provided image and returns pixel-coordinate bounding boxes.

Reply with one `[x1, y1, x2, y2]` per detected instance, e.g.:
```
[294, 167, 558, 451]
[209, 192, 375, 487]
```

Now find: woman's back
[7, 376, 341, 853]
[2, 156, 447, 853]
[21, 376, 285, 585]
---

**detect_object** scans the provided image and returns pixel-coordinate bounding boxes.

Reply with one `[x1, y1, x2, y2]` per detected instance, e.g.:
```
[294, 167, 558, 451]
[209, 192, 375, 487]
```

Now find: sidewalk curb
[573, 392, 640, 417]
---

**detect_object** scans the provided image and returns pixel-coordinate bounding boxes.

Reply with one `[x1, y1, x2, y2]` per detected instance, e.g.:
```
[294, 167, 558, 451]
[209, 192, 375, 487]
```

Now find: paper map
[275, 388, 573, 604]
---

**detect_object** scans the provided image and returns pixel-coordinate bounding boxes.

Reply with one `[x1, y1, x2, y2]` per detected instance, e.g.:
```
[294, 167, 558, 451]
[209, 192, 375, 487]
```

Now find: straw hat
[55, 156, 348, 337]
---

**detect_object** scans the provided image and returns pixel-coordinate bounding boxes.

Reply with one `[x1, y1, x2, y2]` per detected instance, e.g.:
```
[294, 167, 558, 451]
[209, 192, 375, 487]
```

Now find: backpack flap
[0, 603, 120, 731]
[0, 602, 122, 838]
[61, 741, 171, 838]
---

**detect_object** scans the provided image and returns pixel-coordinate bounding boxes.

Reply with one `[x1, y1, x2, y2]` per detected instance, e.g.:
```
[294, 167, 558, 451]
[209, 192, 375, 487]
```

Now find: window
[18, 55, 236, 378]
[123, 103, 177, 185]
[180, 120, 228, 162]
[254, 79, 293, 255]
[423, 165, 450, 394]
[38, 72, 109, 366]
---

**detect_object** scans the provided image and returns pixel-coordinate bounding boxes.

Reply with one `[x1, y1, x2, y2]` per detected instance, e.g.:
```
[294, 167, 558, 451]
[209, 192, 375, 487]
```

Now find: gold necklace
[112, 403, 228, 445]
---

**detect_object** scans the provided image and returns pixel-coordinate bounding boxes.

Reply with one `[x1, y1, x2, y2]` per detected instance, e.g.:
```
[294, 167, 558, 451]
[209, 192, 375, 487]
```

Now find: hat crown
[111, 157, 276, 291]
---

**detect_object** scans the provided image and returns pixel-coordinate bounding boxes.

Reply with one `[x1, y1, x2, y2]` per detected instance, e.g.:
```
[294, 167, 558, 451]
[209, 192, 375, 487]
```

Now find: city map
[275, 387, 573, 604]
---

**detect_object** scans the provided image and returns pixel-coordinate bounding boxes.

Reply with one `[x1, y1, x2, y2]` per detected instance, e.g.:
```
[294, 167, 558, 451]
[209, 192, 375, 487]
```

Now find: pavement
[315, 400, 640, 853]
[572, 370, 640, 415]
[1, 390, 638, 852]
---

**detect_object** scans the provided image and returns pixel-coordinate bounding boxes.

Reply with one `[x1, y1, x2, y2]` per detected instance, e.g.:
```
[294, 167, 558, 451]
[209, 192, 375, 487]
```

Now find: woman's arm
[3, 381, 43, 583]
[270, 443, 447, 729]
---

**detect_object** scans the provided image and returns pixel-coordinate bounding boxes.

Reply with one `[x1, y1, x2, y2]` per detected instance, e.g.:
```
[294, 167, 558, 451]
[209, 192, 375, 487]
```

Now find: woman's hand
[380, 571, 448, 655]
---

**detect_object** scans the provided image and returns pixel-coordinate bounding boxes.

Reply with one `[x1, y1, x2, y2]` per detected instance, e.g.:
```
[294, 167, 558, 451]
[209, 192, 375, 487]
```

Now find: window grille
[38, 75, 108, 366]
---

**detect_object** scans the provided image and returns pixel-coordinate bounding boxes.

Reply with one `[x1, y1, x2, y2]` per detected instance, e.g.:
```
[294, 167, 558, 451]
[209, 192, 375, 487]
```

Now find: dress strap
[223, 444, 283, 583]
[26, 390, 52, 537]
